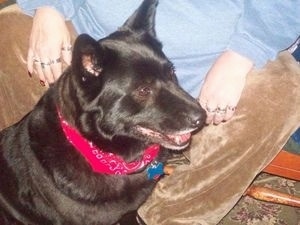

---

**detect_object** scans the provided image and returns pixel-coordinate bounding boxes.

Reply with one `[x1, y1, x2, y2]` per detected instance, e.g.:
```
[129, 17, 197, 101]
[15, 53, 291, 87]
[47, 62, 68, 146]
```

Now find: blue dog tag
[147, 161, 164, 180]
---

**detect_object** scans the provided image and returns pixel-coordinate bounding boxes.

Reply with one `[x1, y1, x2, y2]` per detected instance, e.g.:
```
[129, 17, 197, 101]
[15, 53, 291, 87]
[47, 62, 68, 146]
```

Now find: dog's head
[60, 0, 206, 152]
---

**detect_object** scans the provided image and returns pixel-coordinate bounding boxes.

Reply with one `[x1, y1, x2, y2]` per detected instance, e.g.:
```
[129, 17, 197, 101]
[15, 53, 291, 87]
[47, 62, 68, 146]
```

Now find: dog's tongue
[167, 133, 191, 146]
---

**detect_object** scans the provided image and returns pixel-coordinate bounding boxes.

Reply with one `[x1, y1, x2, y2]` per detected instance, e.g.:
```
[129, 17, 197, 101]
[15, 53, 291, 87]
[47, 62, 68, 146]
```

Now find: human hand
[198, 50, 254, 125]
[27, 6, 72, 86]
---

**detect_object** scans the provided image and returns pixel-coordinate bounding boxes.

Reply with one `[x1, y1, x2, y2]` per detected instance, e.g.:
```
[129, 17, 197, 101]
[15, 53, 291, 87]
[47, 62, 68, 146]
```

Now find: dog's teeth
[175, 136, 181, 145]
[136, 126, 192, 147]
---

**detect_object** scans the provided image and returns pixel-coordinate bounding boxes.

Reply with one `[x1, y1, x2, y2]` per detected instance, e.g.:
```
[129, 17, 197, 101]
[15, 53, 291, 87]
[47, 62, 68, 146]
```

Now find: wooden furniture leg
[246, 150, 300, 207]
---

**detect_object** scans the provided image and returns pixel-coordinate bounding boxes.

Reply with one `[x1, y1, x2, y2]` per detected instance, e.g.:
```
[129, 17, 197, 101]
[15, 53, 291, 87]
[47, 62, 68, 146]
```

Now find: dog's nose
[188, 114, 206, 129]
[192, 118, 202, 128]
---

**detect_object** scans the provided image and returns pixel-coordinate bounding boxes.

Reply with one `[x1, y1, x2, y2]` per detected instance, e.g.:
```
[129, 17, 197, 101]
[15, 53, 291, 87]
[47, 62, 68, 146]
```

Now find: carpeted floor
[219, 172, 300, 225]
[219, 136, 300, 225]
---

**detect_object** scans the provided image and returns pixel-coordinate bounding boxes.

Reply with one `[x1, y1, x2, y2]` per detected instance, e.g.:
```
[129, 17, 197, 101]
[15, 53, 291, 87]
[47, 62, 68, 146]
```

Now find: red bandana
[58, 110, 160, 175]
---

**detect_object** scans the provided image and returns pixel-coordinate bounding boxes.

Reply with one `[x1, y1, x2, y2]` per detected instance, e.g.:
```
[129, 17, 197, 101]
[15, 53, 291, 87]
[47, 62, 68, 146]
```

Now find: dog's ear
[121, 0, 158, 37]
[72, 34, 103, 79]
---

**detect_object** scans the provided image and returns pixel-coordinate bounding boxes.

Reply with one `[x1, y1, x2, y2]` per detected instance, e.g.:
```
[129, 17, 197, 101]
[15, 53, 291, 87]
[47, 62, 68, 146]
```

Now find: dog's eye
[138, 86, 152, 97]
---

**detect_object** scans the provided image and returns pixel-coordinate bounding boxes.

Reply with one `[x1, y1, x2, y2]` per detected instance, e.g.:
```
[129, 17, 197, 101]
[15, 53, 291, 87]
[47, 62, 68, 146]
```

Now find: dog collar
[57, 110, 161, 177]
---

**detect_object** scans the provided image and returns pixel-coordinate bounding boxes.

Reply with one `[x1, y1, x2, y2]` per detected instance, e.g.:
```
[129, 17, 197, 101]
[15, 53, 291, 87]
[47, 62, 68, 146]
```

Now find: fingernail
[40, 80, 45, 86]
[28, 71, 32, 78]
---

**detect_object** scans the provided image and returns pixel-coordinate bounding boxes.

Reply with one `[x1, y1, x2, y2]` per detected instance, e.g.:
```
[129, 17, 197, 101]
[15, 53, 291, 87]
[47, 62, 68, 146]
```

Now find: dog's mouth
[135, 125, 193, 150]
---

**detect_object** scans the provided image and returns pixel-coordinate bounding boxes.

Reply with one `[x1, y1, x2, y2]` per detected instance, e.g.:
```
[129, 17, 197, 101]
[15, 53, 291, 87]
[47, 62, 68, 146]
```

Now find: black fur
[0, 1, 206, 224]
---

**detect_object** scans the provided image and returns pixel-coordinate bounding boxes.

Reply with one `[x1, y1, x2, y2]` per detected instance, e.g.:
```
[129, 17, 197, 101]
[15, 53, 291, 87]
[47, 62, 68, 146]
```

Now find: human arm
[16, 0, 85, 85]
[199, 50, 253, 125]
[199, 1, 300, 124]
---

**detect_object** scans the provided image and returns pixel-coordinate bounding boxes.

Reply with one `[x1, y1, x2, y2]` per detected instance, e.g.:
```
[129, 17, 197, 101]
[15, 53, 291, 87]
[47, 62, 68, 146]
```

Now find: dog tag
[147, 161, 164, 180]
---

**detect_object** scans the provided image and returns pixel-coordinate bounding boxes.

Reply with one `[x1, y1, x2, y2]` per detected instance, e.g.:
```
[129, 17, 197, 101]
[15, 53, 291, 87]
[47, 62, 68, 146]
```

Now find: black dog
[0, 0, 206, 224]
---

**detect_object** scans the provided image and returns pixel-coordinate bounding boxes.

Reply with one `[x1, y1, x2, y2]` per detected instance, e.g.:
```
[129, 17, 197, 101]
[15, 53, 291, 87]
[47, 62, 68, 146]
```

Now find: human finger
[203, 103, 218, 125]
[48, 57, 63, 80]
[223, 105, 237, 121]
[199, 98, 214, 124]
[34, 60, 49, 87]
[213, 105, 227, 125]
[32, 56, 40, 76]
[38, 42, 60, 84]
[61, 44, 72, 65]
[27, 49, 35, 75]
[40, 59, 55, 84]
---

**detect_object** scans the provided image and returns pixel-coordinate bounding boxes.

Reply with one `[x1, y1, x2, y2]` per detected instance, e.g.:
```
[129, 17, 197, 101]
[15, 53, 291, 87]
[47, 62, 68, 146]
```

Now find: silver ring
[49, 58, 62, 65]
[206, 107, 217, 113]
[216, 107, 227, 114]
[227, 106, 237, 111]
[33, 58, 40, 63]
[62, 45, 72, 51]
[40, 62, 50, 69]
